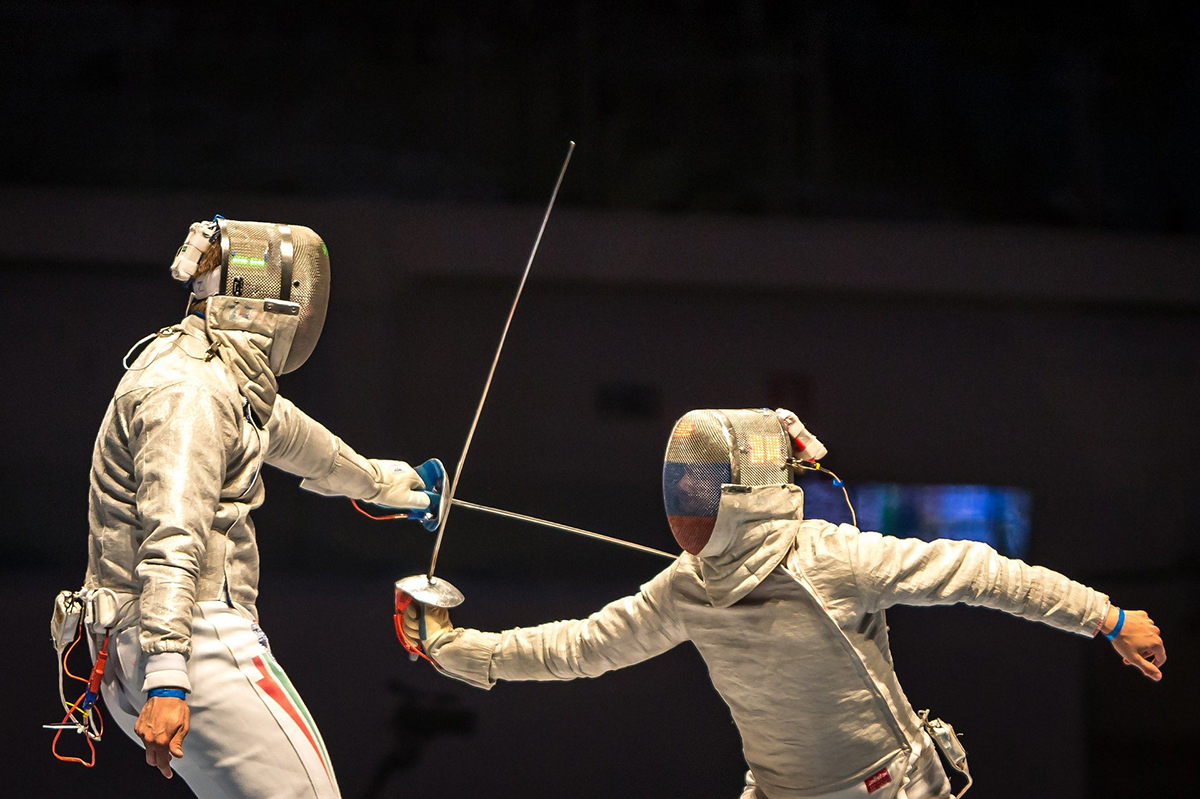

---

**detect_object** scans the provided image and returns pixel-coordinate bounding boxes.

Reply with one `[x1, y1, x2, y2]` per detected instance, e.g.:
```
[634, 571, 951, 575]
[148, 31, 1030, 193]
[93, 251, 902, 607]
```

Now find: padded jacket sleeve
[845, 527, 1109, 636]
[265, 395, 386, 500]
[129, 382, 237, 660]
[426, 565, 687, 689]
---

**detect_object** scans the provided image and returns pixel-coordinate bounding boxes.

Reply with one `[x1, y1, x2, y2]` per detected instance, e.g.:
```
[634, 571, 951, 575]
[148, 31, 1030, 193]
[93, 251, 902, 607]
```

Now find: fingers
[135, 697, 188, 777]
[150, 742, 175, 778]
[170, 712, 190, 758]
[377, 460, 421, 490]
[401, 603, 451, 644]
[404, 490, 431, 510]
[1128, 651, 1163, 682]
[1109, 608, 1166, 680]
[401, 605, 422, 642]
[374, 487, 430, 511]
[143, 737, 174, 778]
[402, 603, 419, 627]
[402, 617, 420, 642]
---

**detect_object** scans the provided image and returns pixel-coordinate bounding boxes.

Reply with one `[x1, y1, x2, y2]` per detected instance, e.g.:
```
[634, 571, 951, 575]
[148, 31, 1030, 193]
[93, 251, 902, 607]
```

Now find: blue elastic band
[1104, 607, 1125, 641]
[147, 687, 187, 700]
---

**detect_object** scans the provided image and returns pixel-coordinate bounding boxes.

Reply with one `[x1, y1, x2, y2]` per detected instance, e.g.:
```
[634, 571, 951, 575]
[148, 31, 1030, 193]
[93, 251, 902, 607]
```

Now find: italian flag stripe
[251, 656, 333, 784]
[262, 654, 334, 772]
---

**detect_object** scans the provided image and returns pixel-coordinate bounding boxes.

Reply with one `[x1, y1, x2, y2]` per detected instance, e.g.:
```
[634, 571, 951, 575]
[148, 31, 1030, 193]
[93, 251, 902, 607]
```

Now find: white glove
[369, 459, 431, 510]
[774, 408, 828, 462]
[401, 602, 451, 648]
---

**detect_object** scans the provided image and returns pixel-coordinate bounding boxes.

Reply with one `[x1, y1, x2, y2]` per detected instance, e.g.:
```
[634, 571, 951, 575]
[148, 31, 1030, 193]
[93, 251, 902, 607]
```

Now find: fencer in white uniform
[404, 408, 1165, 799]
[84, 219, 438, 798]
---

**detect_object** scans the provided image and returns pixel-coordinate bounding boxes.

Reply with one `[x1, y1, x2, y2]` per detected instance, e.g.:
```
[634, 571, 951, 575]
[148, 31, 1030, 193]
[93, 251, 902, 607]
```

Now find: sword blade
[428, 141, 576, 577]
[452, 499, 675, 560]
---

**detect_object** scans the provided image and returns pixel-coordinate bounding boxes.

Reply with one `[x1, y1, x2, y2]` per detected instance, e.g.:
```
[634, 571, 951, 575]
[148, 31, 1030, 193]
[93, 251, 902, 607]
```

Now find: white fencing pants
[99, 601, 341, 799]
[738, 734, 951, 799]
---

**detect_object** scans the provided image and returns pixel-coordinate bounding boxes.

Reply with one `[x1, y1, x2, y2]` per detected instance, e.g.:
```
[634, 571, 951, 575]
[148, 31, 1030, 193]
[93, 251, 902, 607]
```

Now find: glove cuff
[425, 628, 501, 690]
[143, 651, 192, 693]
[299, 444, 381, 500]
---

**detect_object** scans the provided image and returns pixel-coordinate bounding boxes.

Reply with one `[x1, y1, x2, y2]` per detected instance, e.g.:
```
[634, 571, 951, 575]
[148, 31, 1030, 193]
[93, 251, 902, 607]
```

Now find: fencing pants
[739, 733, 952, 799]
[99, 601, 341, 799]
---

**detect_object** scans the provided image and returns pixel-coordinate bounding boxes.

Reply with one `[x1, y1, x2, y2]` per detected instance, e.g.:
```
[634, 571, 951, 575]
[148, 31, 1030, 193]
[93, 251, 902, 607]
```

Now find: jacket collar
[197, 296, 299, 425]
[694, 484, 804, 608]
[203, 295, 298, 376]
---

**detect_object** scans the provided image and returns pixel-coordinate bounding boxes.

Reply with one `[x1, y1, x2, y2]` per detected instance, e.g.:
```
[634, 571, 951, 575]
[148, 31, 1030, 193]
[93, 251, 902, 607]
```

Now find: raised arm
[407, 566, 687, 690]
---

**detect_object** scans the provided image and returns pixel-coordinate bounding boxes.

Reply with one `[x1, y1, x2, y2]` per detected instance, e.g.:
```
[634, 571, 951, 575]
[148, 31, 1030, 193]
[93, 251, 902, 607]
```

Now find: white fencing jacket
[426, 484, 1109, 798]
[85, 310, 398, 691]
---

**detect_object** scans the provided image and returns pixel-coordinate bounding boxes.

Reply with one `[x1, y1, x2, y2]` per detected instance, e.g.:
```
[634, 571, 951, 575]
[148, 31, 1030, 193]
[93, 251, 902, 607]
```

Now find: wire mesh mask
[663, 409, 793, 554]
[194, 219, 330, 373]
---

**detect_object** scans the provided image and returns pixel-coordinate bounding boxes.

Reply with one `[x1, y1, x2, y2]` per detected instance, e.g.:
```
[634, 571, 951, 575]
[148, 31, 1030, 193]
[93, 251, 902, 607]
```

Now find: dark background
[3, 3, 1197, 797]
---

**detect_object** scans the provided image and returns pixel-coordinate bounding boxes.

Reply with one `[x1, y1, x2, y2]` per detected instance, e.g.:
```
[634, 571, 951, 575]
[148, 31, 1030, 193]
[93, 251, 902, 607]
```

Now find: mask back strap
[278, 225, 294, 302]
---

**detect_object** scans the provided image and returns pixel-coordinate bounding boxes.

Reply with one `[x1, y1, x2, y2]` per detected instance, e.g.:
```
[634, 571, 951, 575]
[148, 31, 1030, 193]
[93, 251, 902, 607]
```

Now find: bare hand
[134, 696, 190, 778]
[1105, 607, 1166, 681]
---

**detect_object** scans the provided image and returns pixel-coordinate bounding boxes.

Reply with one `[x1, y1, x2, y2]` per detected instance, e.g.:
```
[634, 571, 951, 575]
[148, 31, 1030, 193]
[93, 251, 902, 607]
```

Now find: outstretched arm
[406, 565, 686, 689]
[264, 395, 430, 509]
[846, 529, 1166, 679]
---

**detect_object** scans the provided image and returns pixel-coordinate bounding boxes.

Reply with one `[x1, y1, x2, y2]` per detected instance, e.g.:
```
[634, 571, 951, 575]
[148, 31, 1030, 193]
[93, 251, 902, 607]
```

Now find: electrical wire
[50, 616, 106, 766]
[351, 498, 419, 522]
[798, 462, 858, 528]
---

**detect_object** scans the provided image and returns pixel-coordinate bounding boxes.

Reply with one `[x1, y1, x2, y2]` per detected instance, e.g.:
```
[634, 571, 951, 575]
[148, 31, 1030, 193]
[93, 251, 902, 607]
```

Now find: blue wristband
[1104, 607, 1125, 641]
[146, 687, 187, 700]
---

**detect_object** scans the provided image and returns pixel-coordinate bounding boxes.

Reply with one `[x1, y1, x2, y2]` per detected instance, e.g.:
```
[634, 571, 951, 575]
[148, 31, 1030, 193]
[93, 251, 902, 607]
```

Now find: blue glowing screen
[799, 480, 1032, 559]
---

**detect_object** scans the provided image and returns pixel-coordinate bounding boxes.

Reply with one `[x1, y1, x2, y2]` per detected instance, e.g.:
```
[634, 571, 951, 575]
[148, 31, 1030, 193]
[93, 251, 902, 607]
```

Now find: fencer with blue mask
[404, 407, 1165, 799]
[75, 218, 441, 798]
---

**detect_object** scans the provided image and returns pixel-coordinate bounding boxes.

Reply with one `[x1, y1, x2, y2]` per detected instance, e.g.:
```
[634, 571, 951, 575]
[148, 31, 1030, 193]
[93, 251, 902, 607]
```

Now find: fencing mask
[175, 218, 330, 373]
[663, 408, 825, 555]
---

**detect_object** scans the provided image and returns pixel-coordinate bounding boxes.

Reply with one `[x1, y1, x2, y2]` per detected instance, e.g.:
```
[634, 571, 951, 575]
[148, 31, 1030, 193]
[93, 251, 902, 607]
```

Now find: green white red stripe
[252, 655, 334, 786]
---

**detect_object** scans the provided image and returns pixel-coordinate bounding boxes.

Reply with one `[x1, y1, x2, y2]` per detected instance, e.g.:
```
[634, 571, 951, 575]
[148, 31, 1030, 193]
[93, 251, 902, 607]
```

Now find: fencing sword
[394, 141, 576, 615]
[452, 498, 675, 560]
[355, 492, 675, 560]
